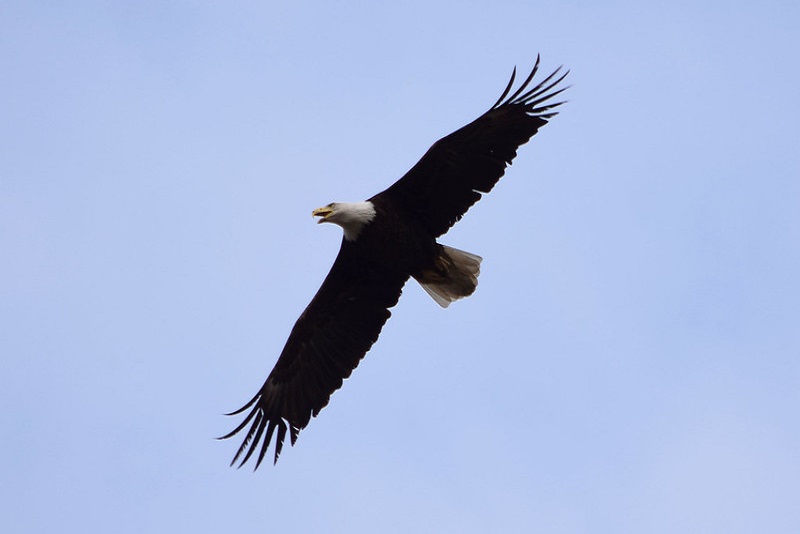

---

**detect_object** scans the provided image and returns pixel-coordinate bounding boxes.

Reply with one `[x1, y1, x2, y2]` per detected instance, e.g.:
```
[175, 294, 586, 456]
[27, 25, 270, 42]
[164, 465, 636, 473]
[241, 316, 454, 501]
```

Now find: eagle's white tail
[415, 245, 482, 308]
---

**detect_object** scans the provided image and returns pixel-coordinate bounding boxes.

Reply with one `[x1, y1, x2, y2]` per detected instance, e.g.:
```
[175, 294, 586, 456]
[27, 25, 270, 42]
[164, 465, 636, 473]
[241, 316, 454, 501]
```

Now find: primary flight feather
[220, 56, 569, 468]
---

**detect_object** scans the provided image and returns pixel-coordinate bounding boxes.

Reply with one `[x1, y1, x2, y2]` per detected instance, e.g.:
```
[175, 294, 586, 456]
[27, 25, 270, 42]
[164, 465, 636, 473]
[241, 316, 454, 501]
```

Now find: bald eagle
[221, 56, 568, 468]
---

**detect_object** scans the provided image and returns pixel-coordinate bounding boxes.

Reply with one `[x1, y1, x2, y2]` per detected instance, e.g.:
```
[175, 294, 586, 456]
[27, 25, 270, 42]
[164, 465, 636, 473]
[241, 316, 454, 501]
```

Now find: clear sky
[2, 1, 799, 533]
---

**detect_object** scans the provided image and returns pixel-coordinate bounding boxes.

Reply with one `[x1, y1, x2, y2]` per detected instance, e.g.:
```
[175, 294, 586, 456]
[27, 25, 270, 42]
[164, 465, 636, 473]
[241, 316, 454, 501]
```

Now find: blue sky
[2, 1, 799, 532]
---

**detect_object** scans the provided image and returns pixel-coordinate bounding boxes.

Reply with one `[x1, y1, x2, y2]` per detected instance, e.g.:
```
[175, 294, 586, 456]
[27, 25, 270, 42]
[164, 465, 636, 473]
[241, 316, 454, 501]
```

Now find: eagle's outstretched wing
[374, 55, 568, 237]
[220, 241, 408, 468]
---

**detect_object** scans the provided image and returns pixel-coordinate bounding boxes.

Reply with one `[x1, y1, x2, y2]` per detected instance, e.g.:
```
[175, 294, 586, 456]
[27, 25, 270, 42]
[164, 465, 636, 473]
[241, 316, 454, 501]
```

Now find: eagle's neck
[333, 201, 377, 241]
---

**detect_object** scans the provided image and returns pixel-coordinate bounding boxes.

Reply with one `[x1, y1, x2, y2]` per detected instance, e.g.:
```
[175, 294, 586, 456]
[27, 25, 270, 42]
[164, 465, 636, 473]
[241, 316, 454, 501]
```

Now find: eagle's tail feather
[415, 245, 482, 308]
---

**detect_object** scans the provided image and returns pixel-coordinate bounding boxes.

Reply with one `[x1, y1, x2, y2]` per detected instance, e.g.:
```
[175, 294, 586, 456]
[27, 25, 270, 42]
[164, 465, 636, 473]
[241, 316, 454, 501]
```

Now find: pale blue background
[2, 2, 799, 532]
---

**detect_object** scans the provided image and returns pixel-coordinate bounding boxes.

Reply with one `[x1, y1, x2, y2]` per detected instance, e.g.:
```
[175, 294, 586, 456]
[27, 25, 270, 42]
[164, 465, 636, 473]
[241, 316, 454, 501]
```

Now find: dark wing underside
[373, 55, 568, 238]
[220, 241, 409, 468]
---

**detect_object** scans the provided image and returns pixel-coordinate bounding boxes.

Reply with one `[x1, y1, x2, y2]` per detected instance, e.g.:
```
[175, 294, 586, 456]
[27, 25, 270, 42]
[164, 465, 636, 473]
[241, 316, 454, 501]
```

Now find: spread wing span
[221, 56, 568, 469]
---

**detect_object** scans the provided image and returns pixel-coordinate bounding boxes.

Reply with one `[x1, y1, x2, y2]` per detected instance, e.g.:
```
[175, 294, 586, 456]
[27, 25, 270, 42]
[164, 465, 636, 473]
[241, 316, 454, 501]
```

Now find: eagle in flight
[220, 56, 569, 469]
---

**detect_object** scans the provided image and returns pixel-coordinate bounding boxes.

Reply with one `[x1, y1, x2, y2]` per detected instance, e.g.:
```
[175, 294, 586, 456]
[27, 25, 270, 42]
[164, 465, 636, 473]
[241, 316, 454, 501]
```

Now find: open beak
[312, 206, 333, 223]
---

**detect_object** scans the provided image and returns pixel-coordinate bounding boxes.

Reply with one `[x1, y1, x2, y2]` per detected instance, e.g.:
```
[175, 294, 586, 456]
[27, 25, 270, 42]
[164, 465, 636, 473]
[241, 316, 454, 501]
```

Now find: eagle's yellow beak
[312, 206, 334, 223]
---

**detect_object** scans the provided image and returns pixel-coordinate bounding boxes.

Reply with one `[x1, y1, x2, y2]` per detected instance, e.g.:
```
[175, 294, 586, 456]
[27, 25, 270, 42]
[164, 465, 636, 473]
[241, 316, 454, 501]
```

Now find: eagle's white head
[312, 201, 377, 241]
